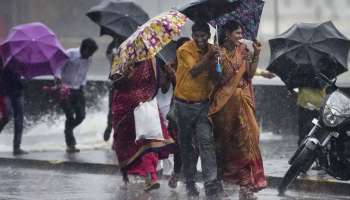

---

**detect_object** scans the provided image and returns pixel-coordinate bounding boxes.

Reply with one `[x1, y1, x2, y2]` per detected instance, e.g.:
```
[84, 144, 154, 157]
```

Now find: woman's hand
[244, 50, 253, 62]
[252, 40, 262, 54]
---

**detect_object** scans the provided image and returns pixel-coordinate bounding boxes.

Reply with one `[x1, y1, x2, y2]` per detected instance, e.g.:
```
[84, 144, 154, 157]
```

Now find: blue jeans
[0, 97, 9, 133]
[2, 95, 24, 149]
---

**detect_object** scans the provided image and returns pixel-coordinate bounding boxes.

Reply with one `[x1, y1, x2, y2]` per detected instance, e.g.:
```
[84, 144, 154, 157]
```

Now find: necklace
[222, 48, 240, 73]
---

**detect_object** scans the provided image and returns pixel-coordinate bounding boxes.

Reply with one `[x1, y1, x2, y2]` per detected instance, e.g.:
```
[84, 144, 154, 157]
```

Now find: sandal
[239, 186, 257, 200]
[144, 182, 160, 192]
[168, 173, 179, 189]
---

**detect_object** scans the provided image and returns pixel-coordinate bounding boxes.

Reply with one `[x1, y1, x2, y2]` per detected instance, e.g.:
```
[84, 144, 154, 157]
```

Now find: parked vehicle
[278, 74, 350, 195]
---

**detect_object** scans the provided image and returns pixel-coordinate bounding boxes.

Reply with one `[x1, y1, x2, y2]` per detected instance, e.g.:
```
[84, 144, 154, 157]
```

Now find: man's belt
[174, 97, 209, 104]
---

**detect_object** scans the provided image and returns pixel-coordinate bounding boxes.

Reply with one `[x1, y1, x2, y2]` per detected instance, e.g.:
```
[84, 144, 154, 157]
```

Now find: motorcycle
[278, 74, 350, 195]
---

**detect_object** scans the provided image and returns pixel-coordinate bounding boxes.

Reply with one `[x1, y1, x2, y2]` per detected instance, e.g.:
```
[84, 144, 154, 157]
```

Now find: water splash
[260, 131, 283, 141]
[0, 94, 111, 152]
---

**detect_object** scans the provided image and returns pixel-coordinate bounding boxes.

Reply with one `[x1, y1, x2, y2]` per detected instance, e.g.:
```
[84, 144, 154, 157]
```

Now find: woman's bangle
[251, 55, 259, 64]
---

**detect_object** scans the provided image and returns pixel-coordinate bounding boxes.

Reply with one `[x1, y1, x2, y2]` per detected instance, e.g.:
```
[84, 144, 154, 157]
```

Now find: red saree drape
[111, 59, 174, 180]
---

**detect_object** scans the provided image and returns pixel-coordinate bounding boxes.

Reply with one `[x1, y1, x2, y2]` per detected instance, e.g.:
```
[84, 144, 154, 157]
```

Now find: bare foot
[120, 182, 128, 190]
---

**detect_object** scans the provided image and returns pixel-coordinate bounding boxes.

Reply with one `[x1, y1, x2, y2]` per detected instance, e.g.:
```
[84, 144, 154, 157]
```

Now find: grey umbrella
[87, 0, 149, 38]
[267, 21, 350, 89]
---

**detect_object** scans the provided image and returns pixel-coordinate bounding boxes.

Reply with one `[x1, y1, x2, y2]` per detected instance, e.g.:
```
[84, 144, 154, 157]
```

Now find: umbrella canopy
[209, 0, 265, 40]
[267, 21, 350, 89]
[87, 0, 149, 38]
[0, 22, 68, 79]
[157, 40, 177, 64]
[111, 10, 187, 77]
[177, 0, 235, 23]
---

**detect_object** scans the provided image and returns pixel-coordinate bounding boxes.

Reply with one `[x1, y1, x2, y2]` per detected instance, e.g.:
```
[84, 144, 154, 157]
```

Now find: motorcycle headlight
[322, 106, 345, 127]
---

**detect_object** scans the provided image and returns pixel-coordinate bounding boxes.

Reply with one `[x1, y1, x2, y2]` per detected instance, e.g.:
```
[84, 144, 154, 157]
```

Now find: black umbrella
[177, 0, 236, 23]
[87, 0, 149, 38]
[267, 21, 350, 89]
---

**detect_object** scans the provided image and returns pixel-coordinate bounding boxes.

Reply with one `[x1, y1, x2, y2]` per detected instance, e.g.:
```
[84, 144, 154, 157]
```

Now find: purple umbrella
[209, 0, 265, 40]
[0, 22, 68, 79]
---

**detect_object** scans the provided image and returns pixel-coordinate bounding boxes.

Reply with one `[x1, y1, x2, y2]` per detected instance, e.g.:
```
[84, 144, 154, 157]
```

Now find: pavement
[2, 167, 350, 200]
[0, 134, 349, 197]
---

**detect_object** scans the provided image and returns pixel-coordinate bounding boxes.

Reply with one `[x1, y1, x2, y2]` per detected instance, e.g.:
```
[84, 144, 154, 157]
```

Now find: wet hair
[219, 20, 243, 45]
[81, 38, 98, 52]
[222, 20, 242, 34]
[176, 37, 190, 49]
[191, 22, 210, 34]
[106, 36, 126, 55]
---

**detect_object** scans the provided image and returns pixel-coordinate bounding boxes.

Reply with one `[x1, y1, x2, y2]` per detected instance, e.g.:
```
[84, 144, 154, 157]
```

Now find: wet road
[0, 167, 349, 200]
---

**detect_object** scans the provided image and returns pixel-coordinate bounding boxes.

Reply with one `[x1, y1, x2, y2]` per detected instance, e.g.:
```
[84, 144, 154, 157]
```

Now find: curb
[267, 176, 350, 196]
[0, 157, 119, 175]
[1, 157, 349, 195]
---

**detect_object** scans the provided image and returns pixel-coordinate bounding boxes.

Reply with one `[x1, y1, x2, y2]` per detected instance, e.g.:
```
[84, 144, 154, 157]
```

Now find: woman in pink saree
[111, 58, 174, 191]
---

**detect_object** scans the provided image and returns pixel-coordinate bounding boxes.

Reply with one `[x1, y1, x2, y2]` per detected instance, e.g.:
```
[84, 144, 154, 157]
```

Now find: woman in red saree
[111, 58, 174, 191]
[209, 21, 267, 200]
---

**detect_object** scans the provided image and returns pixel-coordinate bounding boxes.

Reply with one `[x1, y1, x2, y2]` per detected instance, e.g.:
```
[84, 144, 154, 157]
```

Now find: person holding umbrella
[208, 20, 267, 200]
[0, 60, 9, 133]
[173, 22, 222, 199]
[109, 10, 190, 192]
[110, 57, 175, 191]
[0, 22, 70, 154]
[267, 20, 350, 149]
[102, 36, 125, 142]
[87, 1, 149, 142]
[0, 58, 27, 155]
[56, 38, 98, 153]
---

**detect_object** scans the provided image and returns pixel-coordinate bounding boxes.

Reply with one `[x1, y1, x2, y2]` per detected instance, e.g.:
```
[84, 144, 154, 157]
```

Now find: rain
[0, 0, 350, 200]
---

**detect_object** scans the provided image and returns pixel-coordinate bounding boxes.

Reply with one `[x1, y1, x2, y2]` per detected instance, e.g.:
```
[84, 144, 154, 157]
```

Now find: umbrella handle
[317, 73, 335, 86]
[216, 60, 222, 73]
[215, 25, 222, 73]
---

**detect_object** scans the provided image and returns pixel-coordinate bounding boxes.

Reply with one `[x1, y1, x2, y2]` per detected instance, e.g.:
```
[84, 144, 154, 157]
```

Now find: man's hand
[54, 77, 62, 85]
[287, 89, 298, 99]
[260, 70, 275, 79]
[125, 66, 135, 79]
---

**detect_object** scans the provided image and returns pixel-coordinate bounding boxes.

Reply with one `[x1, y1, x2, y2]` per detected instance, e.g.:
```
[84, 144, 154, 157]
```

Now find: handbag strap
[150, 57, 161, 100]
[151, 58, 157, 79]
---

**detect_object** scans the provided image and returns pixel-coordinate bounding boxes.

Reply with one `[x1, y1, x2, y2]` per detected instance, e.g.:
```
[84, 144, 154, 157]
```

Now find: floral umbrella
[209, 0, 265, 40]
[111, 10, 187, 77]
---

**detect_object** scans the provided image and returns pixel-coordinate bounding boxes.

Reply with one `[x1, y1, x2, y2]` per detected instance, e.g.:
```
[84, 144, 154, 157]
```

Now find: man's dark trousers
[61, 88, 86, 146]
